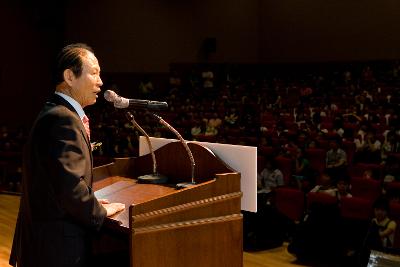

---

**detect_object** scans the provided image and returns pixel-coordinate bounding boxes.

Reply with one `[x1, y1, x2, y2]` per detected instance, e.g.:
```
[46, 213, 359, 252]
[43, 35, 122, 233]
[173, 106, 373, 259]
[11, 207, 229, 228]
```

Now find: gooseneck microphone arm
[125, 112, 157, 174]
[150, 113, 196, 186]
[125, 111, 168, 184]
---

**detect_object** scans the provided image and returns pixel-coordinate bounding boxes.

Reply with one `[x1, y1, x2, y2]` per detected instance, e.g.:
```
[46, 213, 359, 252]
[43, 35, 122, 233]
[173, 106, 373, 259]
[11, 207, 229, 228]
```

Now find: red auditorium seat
[274, 156, 293, 185]
[275, 187, 305, 221]
[257, 156, 265, 173]
[305, 148, 326, 175]
[285, 146, 298, 157]
[258, 146, 276, 157]
[350, 163, 383, 180]
[350, 177, 381, 201]
[241, 136, 258, 146]
[386, 181, 400, 197]
[340, 197, 374, 220]
[343, 123, 358, 133]
[225, 128, 242, 137]
[193, 134, 217, 143]
[320, 122, 333, 130]
[318, 139, 330, 150]
[342, 140, 356, 166]
[260, 113, 274, 123]
[227, 136, 240, 145]
[307, 191, 337, 208]
[389, 201, 400, 248]
[387, 152, 400, 161]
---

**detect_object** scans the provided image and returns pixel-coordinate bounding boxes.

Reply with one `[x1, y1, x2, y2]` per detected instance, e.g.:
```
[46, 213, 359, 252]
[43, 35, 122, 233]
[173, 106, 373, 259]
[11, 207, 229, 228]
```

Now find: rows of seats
[275, 187, 400, 248]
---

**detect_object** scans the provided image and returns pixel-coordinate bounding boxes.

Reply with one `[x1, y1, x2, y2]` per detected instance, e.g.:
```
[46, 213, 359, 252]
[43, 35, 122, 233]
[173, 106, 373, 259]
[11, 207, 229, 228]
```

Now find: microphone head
[104, 90, 129, 108]
[104, 90, 117, 102]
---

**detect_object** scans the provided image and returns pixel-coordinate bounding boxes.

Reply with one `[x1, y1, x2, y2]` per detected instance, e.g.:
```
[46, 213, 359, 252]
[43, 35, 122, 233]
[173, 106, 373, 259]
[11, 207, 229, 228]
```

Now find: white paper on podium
[139, 136, 257, 212]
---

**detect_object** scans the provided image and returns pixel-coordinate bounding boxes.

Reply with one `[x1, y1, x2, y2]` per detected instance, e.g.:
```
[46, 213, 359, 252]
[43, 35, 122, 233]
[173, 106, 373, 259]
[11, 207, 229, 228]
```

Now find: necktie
[82, 115, 90, 141]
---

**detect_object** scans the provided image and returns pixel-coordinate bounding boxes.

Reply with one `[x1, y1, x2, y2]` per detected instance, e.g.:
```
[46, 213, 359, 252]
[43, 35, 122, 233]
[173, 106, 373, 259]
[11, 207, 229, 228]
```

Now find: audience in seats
[354, 128, 382, 164]
[325, 139, 348, 182]
[309, 172, 336, 196]
[335, 178, 352, 200]
[257, 157, 284, 206]
[293, 148, 314, 190]
[366, 197, 397, 252]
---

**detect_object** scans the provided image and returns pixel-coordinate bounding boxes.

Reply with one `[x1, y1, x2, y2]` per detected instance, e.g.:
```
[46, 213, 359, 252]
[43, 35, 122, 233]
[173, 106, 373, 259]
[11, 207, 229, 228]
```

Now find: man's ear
[63, 69, 75, 87]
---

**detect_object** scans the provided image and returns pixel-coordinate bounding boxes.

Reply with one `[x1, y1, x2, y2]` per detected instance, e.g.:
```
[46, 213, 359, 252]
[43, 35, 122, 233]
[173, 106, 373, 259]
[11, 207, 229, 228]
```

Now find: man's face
[70, 51, 103, 108]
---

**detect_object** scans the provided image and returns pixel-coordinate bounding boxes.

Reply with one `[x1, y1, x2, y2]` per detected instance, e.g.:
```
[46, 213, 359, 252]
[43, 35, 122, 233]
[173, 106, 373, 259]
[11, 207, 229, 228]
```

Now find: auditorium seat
[389, 201, 400, 249]
[307, 191, 337, 208]
[340, 197, 374, 221]
[320, 122, 333, 131]
[305, 148, 326, 175]
[350, 163, 383, 180]
[318, 139, 330, 151]
[194, 134, 217, 143]
[275, 187, 305, 222]
[274, 156, 293, 185]
[342, 140, 356, 166]
[386, 181, 400, 198]
[257, 156, 265, 173]
[387, 152, 400, 161]
[258, 146, 276, 157]
[350, 177, 381, 201]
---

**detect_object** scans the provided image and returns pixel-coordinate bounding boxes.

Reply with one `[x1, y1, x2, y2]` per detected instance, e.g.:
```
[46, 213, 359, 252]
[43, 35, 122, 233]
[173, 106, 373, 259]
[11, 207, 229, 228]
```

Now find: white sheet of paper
[139, 136, 257, 212]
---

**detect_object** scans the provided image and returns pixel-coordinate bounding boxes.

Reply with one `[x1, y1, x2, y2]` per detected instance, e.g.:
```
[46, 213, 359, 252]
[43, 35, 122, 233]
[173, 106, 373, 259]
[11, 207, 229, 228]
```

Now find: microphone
[150, 113, 196, 189]
[104, 90, 168, 110]
[125, 112, 168, 184]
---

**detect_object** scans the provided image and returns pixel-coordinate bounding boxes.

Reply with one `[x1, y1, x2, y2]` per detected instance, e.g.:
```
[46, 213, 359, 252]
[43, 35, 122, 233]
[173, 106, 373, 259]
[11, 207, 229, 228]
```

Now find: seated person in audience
[138, 75, 154, 97]
[335, 178, 352, 200]
[293, 148, 314, 190]
[362, 169, 375, 180]
[326, 139, 348, 182]
[332, 114, 345, 137]
[224, 107, 239, 125]
[383, 155, 400, 184]
[257, 158, 284, 206]
[282, 135, 299, 156]
[381, 157, 400, 197]
[202, 118, 218, 136]
[190, 120, 203, 137]
[307, 139, 319, 149]
[356, 124, 368, 139]
[366, 197, 397, 251]
[354, 130, 381, 163]
[201, 69, 214, 89]
[310, 172, 336, 196]
[168, 70, 182, 95]
[204, 113, 222, 136]
[381, 130, 400, 163]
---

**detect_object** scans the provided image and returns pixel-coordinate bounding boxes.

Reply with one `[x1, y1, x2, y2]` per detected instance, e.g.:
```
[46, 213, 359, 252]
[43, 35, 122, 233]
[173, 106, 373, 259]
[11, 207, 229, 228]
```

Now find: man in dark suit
[10, 43, 125, 267]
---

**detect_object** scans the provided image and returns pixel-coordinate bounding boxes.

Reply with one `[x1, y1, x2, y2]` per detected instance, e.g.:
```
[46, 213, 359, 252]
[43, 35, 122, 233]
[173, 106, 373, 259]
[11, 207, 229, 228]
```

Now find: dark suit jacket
[10, 94, 107, 267]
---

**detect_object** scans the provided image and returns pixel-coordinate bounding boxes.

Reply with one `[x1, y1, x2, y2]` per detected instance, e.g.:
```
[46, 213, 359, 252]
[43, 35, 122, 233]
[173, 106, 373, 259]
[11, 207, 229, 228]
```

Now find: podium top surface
[94, 176, 178, 230]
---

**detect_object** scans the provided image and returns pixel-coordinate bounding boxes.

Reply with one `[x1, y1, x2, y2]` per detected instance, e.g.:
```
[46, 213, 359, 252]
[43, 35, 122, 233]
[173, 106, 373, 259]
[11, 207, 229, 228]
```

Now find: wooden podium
[93, 141, 243, 267]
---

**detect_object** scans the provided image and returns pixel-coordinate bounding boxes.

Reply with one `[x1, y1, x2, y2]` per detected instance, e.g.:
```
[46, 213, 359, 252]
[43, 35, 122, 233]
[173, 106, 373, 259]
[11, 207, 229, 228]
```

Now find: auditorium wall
[63, 0, 400, 72]
[0, 1, 63, 127]
[259, 0, 400, 63]
[63, 0, 260, 72]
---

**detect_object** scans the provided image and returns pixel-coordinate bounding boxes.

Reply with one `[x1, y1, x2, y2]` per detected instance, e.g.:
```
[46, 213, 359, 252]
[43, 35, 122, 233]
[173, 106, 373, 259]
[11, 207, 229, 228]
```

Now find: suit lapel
[49, 95, 92, 152]
[49, 94, 94, 184]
